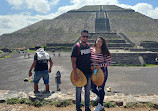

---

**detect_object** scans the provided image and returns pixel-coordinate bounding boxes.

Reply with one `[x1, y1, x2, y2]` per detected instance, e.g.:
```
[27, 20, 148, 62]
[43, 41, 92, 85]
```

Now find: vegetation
[90, 101, 116, 108]
[111, 63, 158, 67]
[45, 46, 72, 52]
[125, 102, 156, 109]
[103, 101, 116, 108]
[6, 98, 72, 107]
[4, 98, 158, 109]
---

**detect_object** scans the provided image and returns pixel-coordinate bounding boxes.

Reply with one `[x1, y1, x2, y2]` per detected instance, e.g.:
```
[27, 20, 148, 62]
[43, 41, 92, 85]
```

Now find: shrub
[103, 102, 116, 108]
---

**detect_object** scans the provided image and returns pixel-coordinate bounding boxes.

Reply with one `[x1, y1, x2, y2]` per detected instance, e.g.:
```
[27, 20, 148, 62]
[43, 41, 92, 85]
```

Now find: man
[71, 30, 92, 111]
[29, 47, 53, 93]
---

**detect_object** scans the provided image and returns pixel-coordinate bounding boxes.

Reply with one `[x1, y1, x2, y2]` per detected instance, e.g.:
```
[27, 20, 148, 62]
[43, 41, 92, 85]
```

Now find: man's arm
[71, 57, 79, 81]
[29, 60, 37, 77]
[48, 59, 53, 73]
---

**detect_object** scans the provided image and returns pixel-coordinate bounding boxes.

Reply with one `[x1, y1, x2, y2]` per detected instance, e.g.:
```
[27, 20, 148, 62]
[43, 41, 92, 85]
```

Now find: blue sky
[0, 0, 158, 35]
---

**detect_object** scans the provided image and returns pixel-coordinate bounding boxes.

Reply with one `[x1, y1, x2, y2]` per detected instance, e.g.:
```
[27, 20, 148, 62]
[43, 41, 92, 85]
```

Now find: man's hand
[29, 71, 32, 77]
[74, 72, 79, 81]
[49, 68, 51, 73]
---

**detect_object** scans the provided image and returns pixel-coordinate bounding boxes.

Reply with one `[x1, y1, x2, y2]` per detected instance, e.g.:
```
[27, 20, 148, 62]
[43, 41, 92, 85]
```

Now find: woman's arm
[100, 55, 111, 67]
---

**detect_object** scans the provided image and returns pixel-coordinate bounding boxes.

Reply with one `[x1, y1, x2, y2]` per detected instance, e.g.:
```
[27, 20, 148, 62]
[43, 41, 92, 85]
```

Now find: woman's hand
[96, 65, 101, 69]
[91, 66, 94, 71]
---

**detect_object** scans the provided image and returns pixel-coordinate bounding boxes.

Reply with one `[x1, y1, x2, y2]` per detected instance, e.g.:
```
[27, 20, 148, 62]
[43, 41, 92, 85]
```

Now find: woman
[90, 37, 111, 111]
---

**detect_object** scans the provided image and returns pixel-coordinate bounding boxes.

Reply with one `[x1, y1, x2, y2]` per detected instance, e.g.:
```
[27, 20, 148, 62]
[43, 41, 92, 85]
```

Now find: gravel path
[0, 52, 158, 95]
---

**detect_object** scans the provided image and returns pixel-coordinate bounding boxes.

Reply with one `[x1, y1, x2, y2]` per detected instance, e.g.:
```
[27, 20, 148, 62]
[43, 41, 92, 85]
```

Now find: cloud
[1, 0, 158, 36]
[6, 0, 23, 9]
[118, 3, 158, 19]
[71, 0, 118, 6]
[132, 3, 158, 19]
[6, 0, 59, 13]
[58, 0, 118, 14]
[51, 0, 59, 6]
[0, 12, 58, 35]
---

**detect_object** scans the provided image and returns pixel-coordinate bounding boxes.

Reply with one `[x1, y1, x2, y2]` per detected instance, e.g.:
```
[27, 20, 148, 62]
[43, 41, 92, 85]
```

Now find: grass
[125, 102, 156, 109]
[5, 98, 158, 109]
[0, 54, 11, 59]
[111, 63, 158, 67]
[143, 64, 158, 67]
[103, 101, 116, 108]
[46, 46, 72, 52]
[125, 102, 144, 108]
[90, 101, 116, 108]
[6, 98, 73, 107]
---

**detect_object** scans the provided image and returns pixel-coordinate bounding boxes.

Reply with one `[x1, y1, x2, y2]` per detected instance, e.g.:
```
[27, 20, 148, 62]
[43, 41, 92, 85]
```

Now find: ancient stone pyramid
[0, 5, 158, 50]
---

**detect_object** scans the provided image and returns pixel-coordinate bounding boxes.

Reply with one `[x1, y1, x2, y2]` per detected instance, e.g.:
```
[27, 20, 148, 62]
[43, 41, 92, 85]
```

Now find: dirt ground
[0, 103, 158, 111]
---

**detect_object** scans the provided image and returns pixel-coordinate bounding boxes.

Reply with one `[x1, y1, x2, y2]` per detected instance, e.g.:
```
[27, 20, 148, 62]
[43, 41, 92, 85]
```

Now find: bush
[56, 100, 72, 107]
[146, 102, 155, 108]
[6, 98, 19, 104]
[103, 102, 116, 108]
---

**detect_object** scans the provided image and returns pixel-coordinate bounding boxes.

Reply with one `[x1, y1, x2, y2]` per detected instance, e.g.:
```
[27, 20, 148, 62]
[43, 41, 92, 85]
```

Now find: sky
[0, 0, 158, 36]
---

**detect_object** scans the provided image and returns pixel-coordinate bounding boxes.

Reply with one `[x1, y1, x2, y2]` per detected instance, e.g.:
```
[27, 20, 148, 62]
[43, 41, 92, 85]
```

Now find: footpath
[0, 90, 158, 110]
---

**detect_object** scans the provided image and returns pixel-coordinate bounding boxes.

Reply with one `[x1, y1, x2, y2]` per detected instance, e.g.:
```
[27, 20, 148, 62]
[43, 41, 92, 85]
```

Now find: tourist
[90, 37, 111, 111]
[55, 71, 61, 91]
[28, 47, 53, 93]
[71, 30, 92, 111]
[23, 50, 27, 59]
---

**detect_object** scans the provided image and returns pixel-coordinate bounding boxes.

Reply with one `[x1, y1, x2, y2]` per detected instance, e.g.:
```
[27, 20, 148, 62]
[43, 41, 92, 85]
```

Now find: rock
[115, 101, 123, 106]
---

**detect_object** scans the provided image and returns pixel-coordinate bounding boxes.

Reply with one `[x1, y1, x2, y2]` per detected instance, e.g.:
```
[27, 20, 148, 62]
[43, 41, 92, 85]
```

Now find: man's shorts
[34, 70, 49, 84]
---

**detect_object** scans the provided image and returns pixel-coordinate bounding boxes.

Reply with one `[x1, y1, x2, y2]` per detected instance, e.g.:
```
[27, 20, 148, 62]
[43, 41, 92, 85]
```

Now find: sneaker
[57, 88, 61, 91]
[42, 91, 50, 94]
[94, 103, 104, 111]
[92, 96, 100, 102]
[85, 107, 91, 111]
[34, 91, 40, 94]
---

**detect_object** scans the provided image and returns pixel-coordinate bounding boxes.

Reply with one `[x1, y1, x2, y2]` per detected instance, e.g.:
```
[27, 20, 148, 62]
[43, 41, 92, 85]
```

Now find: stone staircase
[95, 10, 110, 33]
[88, 33, 134, 50]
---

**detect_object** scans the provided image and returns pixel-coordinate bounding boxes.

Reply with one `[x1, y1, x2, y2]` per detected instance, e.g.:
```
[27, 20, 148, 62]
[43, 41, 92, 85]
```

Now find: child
[55, 71, 61, 91]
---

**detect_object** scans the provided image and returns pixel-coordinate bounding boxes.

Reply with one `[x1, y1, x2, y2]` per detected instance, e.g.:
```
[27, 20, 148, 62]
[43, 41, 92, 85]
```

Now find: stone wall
[111, 52, 158, 65]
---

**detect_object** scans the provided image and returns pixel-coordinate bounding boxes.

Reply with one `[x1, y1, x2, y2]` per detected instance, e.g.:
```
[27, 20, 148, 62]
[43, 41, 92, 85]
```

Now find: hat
[70, 68, 87, 87]
[91, 67, 104, 86]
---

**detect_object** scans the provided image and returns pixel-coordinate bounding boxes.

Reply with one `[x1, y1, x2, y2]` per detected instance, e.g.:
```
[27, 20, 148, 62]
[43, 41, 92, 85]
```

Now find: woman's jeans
[91, 67, 108, 105]
[76, 74, 91, 110]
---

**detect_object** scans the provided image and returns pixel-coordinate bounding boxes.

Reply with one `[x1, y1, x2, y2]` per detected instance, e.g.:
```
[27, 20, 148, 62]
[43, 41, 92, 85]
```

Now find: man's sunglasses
[82, 36, 89, 38]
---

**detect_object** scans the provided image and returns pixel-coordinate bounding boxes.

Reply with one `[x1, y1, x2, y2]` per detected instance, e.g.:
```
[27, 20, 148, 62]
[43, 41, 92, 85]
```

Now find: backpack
[36, 48, 50, 60]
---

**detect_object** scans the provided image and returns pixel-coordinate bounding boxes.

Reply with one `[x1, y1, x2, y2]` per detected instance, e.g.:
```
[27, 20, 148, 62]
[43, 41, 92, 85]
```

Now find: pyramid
[0, 5, 158, 65]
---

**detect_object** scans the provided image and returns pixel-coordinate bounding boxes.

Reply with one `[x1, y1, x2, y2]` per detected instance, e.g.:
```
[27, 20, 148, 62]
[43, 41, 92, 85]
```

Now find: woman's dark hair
[94, 37, 111, 56]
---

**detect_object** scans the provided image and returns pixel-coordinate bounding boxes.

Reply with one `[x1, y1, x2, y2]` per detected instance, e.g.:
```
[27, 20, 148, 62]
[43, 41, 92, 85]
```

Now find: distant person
[23, 50, 27, 59]
[27, 52, 30, 58]
[53, 52, 55, 56]
[155, 57, 158, 64]
[71, 30, 92, 111]
[28, 47, 53, 93]
[90, 37, 111, 111]
[17, 49, 20, 53]
[55, 71, 61, 91]
[58, 53, 61, 57]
